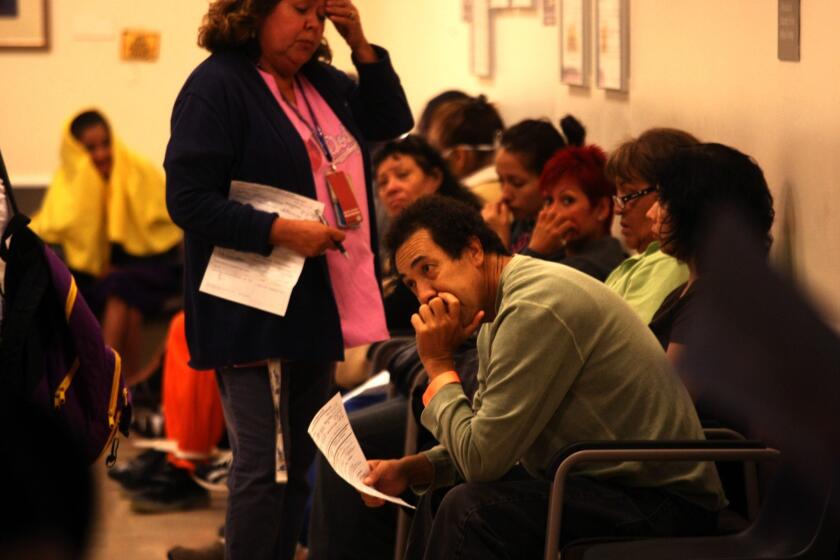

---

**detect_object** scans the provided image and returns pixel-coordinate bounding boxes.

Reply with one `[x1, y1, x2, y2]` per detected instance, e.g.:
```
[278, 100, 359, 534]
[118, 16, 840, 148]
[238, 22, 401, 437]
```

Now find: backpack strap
[0, 148, 21, 218]
[0, 148, 29, 264]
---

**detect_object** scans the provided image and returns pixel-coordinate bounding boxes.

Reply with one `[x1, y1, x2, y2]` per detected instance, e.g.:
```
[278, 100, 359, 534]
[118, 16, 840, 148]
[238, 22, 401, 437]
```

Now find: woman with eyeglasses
[523, 144, 626, 281]
[603, 128, 698, 323]
[425, 94, 505, 204]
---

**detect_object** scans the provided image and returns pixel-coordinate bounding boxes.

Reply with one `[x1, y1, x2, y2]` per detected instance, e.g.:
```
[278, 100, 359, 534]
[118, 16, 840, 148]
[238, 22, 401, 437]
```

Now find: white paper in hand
[199, 180, 325, 316]
[308, 393, 414, 508]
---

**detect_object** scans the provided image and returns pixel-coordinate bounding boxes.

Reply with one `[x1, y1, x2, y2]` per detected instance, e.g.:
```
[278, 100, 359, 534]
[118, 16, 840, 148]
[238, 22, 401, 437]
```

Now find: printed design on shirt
[303, 126, 358, 172]
[323, 127, 359, 167]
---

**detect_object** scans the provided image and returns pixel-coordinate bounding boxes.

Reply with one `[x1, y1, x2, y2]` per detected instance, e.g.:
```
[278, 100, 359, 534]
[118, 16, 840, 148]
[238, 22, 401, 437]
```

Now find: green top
[421, 255, 726, 511]
[604, 241, 689, 325]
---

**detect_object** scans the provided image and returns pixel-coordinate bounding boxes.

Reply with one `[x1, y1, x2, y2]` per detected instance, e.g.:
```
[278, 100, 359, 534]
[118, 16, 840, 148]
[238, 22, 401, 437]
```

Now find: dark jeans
[216, 361, 333, 560]
[405, 468, 718, 560]
[308, 396, 409, 560]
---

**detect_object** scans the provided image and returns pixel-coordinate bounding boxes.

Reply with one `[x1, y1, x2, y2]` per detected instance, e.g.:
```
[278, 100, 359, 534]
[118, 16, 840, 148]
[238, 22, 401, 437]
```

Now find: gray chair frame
[393, 371, 424, 560]
[543, 443, 781, 560]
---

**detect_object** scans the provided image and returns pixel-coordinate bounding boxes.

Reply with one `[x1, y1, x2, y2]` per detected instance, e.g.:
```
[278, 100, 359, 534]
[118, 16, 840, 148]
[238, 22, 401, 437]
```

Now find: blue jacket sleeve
[345, 46, 414, 141]
[164, 91, 276, 256]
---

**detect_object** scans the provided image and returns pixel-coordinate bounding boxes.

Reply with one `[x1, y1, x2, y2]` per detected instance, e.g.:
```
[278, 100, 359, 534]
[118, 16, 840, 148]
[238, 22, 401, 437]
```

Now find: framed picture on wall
[472, 0, 492, 77]
[560, 0, 589, 86]
[462, 0, 473, 22]
[0, 0, 49, 49]
[543, 0, 558, 25]
[596, 0, 629, 92]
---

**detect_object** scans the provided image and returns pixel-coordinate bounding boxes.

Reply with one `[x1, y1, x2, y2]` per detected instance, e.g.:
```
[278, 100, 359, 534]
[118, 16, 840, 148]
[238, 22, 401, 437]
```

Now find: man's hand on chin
[411, 292, 484, 380]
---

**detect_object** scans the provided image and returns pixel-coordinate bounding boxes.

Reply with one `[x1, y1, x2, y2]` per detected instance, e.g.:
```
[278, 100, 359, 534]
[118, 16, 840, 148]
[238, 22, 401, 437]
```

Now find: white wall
[0, 1, 205, 183]
[0, 0, 350, 183]
[1, 0, 839, 326]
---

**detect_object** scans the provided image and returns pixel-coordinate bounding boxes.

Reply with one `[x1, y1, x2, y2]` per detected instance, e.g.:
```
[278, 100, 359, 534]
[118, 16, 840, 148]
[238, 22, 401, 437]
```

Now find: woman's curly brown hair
[198, 0, 331, 62]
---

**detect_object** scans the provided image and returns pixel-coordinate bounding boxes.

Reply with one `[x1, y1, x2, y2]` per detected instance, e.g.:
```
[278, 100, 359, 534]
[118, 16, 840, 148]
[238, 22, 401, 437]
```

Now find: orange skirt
[162, 311, 225, 471]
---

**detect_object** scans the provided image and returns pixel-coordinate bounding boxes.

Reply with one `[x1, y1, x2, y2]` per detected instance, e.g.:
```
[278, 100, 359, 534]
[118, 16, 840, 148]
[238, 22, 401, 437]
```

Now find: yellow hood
[31, 116, 181, 276]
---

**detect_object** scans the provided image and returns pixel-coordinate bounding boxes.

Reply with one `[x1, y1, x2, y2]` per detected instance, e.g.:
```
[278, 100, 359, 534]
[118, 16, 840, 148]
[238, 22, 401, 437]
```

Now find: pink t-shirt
[259, 69, 388, 348]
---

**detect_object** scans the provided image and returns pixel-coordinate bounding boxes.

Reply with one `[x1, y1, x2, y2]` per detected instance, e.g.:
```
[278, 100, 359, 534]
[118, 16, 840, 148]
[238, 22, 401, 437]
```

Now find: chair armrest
[703, 428, 763, 520]
[543, 441, 780, 560]
[703, 427, 747, 440]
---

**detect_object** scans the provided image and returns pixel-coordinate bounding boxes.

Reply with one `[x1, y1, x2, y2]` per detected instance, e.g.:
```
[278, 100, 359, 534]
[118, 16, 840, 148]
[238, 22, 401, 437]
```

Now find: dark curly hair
[656, 143, 775, 266]
[384, 196, 510, 270]
[499, 115, 585, 177]
[373, 135, 482, 211]
[197, 0, 331, 61]
[70, 110, 109, 140]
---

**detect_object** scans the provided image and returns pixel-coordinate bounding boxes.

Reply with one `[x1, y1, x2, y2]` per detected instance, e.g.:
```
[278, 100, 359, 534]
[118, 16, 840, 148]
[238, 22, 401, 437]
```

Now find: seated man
[362, 196, 726, 560]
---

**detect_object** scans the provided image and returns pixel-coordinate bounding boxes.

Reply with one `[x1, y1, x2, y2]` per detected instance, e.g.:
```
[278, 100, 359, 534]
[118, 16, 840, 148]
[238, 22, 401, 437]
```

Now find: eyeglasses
[612, 185, 659, 210]
[441, 144, 497, 159]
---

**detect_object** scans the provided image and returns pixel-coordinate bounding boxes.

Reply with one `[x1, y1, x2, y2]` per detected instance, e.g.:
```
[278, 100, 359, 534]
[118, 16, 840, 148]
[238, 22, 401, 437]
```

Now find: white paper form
[199, 181, 324, 316]
[308, 393, 414, 508]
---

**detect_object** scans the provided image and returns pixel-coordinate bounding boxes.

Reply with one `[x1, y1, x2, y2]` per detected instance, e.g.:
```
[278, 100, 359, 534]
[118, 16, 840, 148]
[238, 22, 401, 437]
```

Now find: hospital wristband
[422, 371, 461, 407]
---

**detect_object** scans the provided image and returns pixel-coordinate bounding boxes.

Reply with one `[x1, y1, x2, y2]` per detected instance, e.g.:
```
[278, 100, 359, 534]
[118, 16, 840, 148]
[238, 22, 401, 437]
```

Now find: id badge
[325, 170, 363, 229]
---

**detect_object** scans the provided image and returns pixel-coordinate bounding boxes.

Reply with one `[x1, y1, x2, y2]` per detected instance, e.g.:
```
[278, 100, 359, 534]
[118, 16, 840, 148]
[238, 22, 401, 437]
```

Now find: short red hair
[539, 145, 616, 233]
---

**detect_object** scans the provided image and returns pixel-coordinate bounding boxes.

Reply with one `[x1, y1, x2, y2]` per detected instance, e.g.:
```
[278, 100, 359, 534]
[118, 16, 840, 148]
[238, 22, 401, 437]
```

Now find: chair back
[739, 462, 837, 559]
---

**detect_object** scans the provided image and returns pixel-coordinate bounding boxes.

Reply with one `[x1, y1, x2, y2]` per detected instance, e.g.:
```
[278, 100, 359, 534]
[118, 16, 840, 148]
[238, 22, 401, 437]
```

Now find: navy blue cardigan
[164, 46, 413, 369]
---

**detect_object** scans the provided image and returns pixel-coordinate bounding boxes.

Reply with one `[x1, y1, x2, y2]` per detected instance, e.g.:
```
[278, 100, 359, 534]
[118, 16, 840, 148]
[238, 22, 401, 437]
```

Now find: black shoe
[191, 451, 231, 493]
[130, 463, 210, 513]
[107, 449, 167, 490]
[166, 542, 224, 560]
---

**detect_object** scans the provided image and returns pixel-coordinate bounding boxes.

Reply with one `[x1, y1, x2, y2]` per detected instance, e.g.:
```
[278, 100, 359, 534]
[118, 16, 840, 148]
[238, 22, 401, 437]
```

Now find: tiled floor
[88, 438, 226, 560]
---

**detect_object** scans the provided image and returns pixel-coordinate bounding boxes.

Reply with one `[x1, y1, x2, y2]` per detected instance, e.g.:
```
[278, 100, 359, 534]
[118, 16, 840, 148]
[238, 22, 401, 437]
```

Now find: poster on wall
[560, 0, 589, 86]
[121, 29, 161, 62]
[543, 0, 557, 25]
[596, 0, 628, 92]
[472, 0, 492, 77]
[0, 0, 48, 49]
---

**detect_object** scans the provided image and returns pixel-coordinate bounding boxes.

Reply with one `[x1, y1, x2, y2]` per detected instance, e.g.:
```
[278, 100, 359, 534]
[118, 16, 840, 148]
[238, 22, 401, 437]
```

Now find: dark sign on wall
[0, 0, 18, 17]
[778, 0, 800, 62]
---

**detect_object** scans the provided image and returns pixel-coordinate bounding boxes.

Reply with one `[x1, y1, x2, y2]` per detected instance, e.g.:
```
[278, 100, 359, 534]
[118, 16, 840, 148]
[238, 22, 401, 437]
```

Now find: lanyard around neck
[280, 76, 336, 169]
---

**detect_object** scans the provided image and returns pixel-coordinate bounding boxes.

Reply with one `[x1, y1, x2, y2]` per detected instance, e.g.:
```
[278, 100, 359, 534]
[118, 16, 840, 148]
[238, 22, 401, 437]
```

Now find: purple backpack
[1, 152, 131, 465]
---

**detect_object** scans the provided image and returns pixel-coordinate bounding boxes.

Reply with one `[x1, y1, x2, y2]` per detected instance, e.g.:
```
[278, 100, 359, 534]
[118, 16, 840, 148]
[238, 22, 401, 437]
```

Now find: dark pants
[216, 361, 333, 560]
[308, 396, 408, 560]
[405, 468, 718, 560]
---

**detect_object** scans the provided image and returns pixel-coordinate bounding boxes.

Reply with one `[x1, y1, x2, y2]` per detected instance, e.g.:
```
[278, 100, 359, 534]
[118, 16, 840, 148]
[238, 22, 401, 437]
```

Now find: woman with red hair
[523, 145, 625, 280]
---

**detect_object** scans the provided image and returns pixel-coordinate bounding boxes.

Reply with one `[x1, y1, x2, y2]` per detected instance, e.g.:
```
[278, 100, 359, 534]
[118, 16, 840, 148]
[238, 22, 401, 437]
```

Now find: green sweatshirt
[421, 255, 726, 511]
[605, 241, 689, 324]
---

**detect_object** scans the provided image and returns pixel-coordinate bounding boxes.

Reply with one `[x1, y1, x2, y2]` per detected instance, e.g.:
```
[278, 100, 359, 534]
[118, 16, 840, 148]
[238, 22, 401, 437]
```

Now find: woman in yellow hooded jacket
[31, 110, 182, 385]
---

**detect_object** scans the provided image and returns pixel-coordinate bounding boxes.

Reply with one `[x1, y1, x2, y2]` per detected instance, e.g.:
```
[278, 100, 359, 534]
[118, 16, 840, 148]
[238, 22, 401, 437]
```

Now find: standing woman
[164, 1, 413, 558]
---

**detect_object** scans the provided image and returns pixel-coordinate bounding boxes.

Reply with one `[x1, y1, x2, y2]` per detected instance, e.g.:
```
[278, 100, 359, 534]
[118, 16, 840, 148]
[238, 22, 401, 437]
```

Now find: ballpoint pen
[317, 210, 350, 259]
